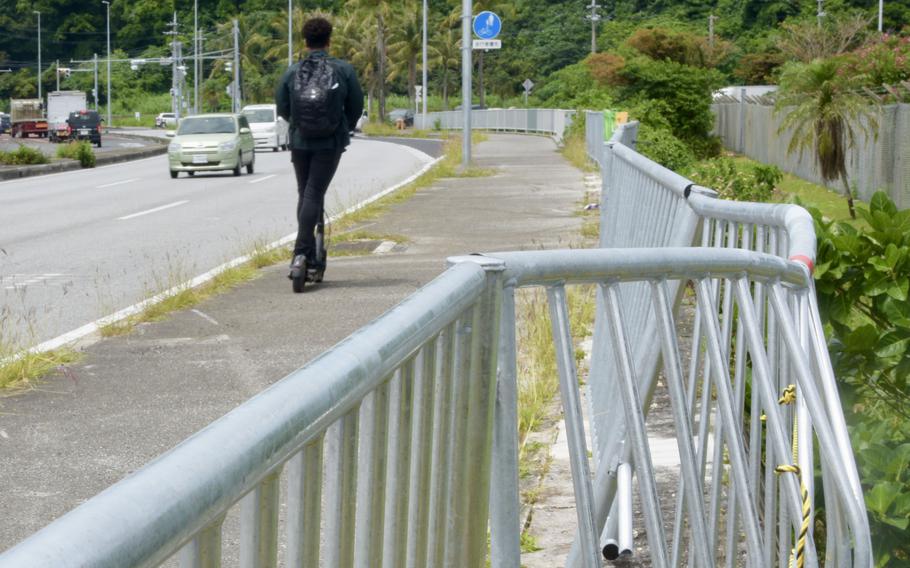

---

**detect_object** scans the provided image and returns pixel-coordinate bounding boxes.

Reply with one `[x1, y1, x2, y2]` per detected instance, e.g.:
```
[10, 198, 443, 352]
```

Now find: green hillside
[1, 0, 906, 115]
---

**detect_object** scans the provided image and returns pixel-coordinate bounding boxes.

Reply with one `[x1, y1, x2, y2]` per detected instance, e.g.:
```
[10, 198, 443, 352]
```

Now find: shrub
[809, 192, 910, 565]
[617, 56, 725, 145]
[734, 51, 786, 84]
[586, 53, 626, 87]
[625, 27, 701, 66]
[687, 157, 781, 201]
[56, 141, 96, 168]
[0, 145, 49, 165]
[636, 125, 695, 172]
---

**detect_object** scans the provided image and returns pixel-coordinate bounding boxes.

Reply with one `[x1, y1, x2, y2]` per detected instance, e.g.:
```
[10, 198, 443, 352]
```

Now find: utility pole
[165, 12, 180, 119]
[93, 54, 99, 110]
[878, 0, 883, 32]
[103, 0, 111, 127]
[34, 11, 41, 100]
[422, 0, 428, 127]
[708, 14, 717, 49]
[586, 0, 602, 54]
[233, 19, 241, 113]
[194, 0, 199, 114]
[56, 59, 60, 91]
[817, 0, 825, 28]
[288, 0, 293, 66]
[461, 0, 472, 168]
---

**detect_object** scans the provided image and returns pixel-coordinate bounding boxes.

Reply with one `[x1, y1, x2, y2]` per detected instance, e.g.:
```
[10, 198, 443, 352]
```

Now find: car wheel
[246, 154, 255, 174]
[188, 171, 195, 177]
[170, 170, 178, 179]
[233, 153, 242, 176]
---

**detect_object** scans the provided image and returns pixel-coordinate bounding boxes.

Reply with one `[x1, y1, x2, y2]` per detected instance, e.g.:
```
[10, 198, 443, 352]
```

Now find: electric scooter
[290, 209, 326, 293]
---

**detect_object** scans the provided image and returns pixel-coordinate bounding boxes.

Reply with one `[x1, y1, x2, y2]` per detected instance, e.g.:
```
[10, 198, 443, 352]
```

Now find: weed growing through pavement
[0, 304, 81, 391]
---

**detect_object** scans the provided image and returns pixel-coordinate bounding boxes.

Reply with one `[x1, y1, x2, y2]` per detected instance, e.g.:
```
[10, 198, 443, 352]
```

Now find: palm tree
[335, 10, 380, 120]
[430, 29, 460, 110]
[387, 4, 422, 111]
[347, 0, 392, 120]
[775, 58, 878, 219]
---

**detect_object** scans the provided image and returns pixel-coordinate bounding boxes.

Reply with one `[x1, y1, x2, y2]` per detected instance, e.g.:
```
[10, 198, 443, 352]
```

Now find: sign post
[522, 78, 534, 107]
[461, 0, 472, 168]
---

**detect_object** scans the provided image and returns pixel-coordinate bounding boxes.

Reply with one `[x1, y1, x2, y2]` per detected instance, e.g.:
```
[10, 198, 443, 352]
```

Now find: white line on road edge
[97, 178, 140, 189]
[20, 154, 444, 359]
[117, 200, 189, 220]
[248, 174, 277, 185]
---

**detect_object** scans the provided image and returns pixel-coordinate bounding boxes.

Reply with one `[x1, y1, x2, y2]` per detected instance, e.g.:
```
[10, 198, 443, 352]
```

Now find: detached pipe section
[617, 462, 634, 558]
[600, 462, 633, 561]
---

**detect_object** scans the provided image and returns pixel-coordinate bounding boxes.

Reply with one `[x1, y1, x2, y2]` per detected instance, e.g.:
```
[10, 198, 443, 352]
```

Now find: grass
[0, 345, 83, 391]
[515, 284, 596, 448]
[361, 121, 435, 138]
[561, 129, 597, 173]
[722, 155, 870, 226]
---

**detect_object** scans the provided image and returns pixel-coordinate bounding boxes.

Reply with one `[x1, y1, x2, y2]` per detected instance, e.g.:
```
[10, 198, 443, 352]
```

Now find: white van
[241, 104, 289, 152]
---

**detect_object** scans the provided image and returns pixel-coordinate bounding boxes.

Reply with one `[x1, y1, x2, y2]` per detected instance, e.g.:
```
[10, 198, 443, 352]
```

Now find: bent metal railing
[0, 115, 871, 568]
[577, 118, 869, 567]
[0, 250, 870, 568]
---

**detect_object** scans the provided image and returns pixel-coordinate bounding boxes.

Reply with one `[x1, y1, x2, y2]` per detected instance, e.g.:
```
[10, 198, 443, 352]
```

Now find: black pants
[291, 148, 342, 264]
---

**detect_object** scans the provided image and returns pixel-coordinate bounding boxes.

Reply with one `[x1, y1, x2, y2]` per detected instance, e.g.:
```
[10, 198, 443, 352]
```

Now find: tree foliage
[810, 193, 910, 566]
[775, 57, 879, 218]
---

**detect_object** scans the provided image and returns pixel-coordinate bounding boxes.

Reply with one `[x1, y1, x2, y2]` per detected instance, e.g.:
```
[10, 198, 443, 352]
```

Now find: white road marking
[248, 174, 277, 185]
[373, 240, 397, 254]
[1, 273, 69, 290]
[96, 178, 139, 189]
[117, 200, 189, 221]
[191, 309, 220, 326]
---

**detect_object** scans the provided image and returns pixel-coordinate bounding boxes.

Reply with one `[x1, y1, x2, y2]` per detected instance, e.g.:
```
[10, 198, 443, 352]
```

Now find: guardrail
[414, 108, 575, 141]
[0, 110, 870, 568]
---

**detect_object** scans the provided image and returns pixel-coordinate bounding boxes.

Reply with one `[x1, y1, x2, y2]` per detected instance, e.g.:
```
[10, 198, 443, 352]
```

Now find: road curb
[0, 143, 167, 182]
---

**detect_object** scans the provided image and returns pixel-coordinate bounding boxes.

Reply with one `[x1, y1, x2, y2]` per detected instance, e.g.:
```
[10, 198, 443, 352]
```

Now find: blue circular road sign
[473, 11, 502, 40]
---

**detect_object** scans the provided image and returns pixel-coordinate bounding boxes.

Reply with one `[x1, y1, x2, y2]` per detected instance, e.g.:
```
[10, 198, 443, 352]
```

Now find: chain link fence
[712, 99, 910, 209]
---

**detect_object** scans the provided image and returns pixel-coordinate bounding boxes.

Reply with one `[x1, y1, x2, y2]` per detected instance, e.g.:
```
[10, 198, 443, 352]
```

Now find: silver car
[167, 114, 255, 178]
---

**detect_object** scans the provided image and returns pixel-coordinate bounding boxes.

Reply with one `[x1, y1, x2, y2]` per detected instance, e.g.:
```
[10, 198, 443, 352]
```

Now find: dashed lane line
[248, 174, 277, 185]
[117, 200, 189, 221]
[97, 178, 140, 189]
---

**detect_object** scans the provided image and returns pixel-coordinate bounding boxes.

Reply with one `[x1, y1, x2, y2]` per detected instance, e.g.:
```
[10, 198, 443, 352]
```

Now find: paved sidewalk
[0, 134, 589, 552]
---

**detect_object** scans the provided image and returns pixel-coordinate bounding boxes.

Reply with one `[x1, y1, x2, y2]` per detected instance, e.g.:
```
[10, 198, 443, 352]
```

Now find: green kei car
[167, 114, 256, 178]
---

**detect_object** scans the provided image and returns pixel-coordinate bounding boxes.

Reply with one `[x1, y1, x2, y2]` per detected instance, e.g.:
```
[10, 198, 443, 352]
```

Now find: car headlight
[168, 143, 181, 153]
[219, 140, 237, 152]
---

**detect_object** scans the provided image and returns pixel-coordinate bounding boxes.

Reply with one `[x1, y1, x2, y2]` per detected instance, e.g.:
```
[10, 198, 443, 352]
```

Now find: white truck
[47, 91, 88, 143]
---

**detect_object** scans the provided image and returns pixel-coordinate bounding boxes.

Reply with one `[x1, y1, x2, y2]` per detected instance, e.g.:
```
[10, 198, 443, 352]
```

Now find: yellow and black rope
[773, 383, 810, 568]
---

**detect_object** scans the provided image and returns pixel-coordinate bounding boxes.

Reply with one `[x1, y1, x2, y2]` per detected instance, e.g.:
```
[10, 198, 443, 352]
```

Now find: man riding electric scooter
[276, 16, 364, 293]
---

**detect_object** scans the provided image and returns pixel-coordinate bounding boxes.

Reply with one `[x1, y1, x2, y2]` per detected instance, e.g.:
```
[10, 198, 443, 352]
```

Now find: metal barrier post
[240, 471, 281, 568]
[489, 285, 521, 568]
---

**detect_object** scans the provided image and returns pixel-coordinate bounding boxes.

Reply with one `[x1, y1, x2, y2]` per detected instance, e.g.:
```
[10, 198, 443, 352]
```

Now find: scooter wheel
[291, 271, 305, 293]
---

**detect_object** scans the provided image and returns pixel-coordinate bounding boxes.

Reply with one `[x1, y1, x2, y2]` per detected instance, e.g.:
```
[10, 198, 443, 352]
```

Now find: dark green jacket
[275, 51, 364, 152]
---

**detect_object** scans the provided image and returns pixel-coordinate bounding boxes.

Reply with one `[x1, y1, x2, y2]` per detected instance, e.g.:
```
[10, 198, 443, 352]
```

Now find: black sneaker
[288, 254, 306, 280]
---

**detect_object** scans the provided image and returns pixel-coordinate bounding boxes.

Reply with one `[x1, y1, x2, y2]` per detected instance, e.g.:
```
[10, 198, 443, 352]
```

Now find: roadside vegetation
[0, 145, 49, 166]
[56, 141, 97, 168]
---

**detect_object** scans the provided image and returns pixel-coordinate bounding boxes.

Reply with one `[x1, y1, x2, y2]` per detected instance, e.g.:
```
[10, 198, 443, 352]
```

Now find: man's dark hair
[303, 17, 333, 49]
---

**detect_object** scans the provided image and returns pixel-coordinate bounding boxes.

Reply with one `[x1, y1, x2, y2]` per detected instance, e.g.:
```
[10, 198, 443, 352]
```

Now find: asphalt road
[0, 138, 439, 345]
[0, 133, 155, 156]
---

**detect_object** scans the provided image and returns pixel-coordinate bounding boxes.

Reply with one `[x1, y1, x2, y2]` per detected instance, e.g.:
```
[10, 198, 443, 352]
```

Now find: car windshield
[243, 109, 274, 123]
[178, 116, 236, 135]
